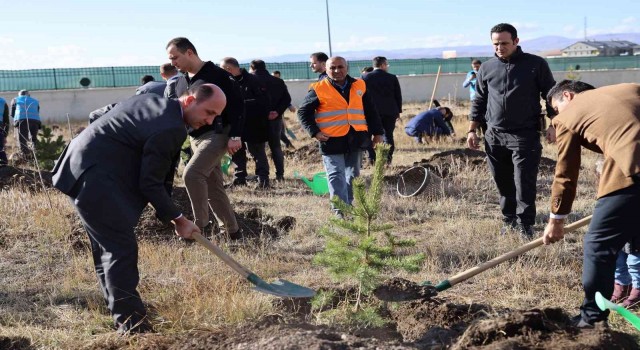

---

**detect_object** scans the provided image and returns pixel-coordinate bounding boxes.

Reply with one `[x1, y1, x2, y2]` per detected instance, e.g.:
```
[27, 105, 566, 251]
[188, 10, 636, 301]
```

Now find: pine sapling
[314, 144, 425, 314]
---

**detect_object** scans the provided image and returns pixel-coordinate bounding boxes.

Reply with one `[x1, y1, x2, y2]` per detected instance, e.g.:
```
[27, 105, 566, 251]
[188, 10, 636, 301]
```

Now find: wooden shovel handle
[191, 231, 253, 279]
[447, 215, 592, 286]
[427, 65, 441, 110]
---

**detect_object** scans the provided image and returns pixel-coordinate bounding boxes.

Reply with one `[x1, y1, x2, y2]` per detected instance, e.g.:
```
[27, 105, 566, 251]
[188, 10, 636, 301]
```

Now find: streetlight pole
[325, 0, 333, 56]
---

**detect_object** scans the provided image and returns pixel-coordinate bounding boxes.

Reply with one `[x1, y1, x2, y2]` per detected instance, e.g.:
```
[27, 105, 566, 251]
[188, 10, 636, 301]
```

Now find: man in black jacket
[250, 59, 292, 181]
[363, 56, 402, 164]
[467, 23, 556, 237]
[166, 37, 245, 239]
[220, 57, 271, 188]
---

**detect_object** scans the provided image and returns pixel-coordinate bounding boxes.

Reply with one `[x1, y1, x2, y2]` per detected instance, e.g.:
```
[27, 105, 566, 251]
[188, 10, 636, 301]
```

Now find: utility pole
[584, 16, 587, 41]
[326, 0, 333, 56]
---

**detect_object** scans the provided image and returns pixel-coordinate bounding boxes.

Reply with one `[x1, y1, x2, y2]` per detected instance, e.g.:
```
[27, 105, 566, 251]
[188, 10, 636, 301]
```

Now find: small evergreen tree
[314, 144, 425, 315]
[35, 125, 66, 170]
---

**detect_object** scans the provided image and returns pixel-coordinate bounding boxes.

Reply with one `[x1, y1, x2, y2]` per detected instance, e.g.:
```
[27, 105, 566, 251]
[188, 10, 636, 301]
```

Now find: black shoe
[232, 179, 247, 186]
[228, 228, 245, 241]
[255, 180, 271, 189]
[275, 175, 285, 182]
[570, 315, 608, 329]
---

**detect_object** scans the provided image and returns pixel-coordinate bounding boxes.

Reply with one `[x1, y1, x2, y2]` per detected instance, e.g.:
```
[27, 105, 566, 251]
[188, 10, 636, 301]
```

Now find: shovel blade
[248, 275, 316, 298]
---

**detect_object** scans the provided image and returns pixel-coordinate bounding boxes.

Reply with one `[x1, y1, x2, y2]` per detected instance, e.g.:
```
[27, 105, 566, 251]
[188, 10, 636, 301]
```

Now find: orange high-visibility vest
[311, 78, 368, 137]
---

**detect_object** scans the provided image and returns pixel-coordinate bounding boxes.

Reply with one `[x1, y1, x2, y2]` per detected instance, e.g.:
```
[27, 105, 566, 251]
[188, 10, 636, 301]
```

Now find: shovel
[374, 215, 592, 302]
[595, 291, 640, 331]
[191, 232, 316, 298]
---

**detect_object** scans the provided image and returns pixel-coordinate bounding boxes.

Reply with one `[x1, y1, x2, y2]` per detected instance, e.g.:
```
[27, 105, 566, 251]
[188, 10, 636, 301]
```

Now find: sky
[0, 0, 638, 70]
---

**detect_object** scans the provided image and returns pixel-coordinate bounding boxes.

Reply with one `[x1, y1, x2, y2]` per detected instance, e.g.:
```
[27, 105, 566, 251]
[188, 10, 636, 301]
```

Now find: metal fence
[0, 55, 638, 92]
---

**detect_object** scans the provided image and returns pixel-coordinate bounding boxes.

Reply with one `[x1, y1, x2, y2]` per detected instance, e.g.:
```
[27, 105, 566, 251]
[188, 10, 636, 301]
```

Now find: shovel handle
[445, 215, 592, 288]
[191, 231, 253, 279]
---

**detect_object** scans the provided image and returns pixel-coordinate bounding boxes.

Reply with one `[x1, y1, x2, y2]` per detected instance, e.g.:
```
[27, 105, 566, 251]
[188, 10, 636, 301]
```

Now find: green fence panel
[0, 55, 637, 92]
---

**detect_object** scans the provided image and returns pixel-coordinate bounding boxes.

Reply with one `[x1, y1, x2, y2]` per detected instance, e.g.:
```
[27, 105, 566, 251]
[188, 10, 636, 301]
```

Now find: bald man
[53, 84, 226, 334]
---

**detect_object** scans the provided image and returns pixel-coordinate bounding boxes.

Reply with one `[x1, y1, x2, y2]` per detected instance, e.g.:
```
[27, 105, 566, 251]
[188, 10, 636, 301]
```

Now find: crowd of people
[2, 22, 638, 335]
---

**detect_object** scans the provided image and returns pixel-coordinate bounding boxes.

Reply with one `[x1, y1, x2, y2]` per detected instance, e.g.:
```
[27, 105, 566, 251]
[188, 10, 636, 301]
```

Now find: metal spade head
[248, 275, 316, 298]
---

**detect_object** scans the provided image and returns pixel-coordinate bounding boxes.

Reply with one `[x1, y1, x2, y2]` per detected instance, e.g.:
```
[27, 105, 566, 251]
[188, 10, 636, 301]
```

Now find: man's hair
[273, 70, 281, 75]
[185, 83, 216, 102]
[490, 23, 518, 40]
[166, 37, 198, 55]
[546, 80, 596, 105]
[372, 56, 387, 68]
[221, 57, 240, 68]
[18, 89, 29, 96]
[250, 59, 267, 71]
[471, 59, 482, 65]
[310, 52, 328, 62]
[141, 75, 155, 84]
[440, 107, 453, 121]
[160, 63, 177, 75]
[361, 66, 373, 73]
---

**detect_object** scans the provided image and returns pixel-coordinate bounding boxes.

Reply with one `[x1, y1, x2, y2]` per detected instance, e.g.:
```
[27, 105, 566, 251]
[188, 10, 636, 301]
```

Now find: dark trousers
[267, 118, 285, 178]
[232, 142, 269, 184]
[280, 125, 293, 148]
[70, 169, 148, 332]
[484, 128, 541, 226]
[0, 131, 7, 165]
[16, 119, 41, 155]
[367, 115, 396, 163]
[581, 181, 640, 324]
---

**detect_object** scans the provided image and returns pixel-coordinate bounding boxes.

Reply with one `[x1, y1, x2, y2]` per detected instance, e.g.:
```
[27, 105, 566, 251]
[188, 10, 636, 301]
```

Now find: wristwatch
[230, 137, 241, 141]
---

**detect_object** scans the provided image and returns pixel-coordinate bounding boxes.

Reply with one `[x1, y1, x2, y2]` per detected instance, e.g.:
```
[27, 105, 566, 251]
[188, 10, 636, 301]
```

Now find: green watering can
[596, 291, 640, 331]
[221, 154, 232, 175]
[294, 171, 329, 195]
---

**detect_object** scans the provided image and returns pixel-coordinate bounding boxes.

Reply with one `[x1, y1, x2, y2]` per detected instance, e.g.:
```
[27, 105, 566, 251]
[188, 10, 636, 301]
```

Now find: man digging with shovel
[52, 84, 226, 334]
[543, 80, 640, 328]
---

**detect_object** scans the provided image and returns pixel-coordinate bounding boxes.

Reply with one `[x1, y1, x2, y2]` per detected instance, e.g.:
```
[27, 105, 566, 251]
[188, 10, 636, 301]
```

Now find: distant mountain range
[254, 33, 640, 62]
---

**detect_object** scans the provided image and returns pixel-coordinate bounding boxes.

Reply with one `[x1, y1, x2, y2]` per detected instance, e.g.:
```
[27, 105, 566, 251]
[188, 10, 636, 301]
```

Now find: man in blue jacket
[405, 107, 454, 143]
[10, 90, 41, 158]
[467, 23, 556, 237]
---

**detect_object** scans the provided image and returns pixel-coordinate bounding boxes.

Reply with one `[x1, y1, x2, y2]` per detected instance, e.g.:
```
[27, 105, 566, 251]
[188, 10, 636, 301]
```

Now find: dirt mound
[0, 166, 52, 191]
[373, 277, 438, 302]
[129, 315, 410, 350]
[284, 143, 319, 163]
[391, 298, 493, 347]
[453, 308, 639, 350]
[66, 187, 296, 248]
[412, 148, 556, 177]
[134, 187, 295, 242]
[0, 336, 34, 350]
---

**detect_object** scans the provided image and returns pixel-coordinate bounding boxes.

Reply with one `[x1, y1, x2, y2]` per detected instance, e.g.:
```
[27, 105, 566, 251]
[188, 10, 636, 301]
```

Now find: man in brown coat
[543, 80, 640, 328]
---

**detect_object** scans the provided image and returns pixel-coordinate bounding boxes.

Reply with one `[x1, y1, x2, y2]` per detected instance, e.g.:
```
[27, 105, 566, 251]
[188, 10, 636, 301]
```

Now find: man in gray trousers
[52, 84, 226, 334]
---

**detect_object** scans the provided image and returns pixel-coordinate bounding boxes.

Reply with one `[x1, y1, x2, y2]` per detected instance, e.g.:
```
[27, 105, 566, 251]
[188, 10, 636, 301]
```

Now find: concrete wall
[2, 69, 639, 122]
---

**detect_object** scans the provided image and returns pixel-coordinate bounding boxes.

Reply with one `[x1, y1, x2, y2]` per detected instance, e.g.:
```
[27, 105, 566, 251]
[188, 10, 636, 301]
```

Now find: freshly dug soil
[67, 186, 296, 249]
[411, 148, 557, 178]
[284, 143, 320, 163]
[0, 166, 52, 191]
[373, 277, 438, 302]
[0, 336, 34, 350]
[453, 308, 639, 350]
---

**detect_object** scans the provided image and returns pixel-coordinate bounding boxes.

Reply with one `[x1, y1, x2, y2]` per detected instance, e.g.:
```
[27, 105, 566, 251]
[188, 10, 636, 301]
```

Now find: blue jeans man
[322, 151, 362, 214]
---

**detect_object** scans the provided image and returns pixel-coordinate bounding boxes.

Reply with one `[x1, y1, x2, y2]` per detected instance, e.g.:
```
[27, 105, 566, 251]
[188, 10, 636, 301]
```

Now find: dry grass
[0, 102, 637, 349]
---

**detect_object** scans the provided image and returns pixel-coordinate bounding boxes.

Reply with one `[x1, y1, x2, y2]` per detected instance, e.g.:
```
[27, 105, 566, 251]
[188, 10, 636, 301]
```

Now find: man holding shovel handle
[542, 80, 640, 328]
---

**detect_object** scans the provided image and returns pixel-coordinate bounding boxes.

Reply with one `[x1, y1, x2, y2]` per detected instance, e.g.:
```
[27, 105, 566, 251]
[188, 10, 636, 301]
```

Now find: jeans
[322, 151, 362, 211]
[484, 128, 541, 226]
[267, 118, 285, 178]
[615, 251, 640, 288]
[580, 181, 640, 324]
